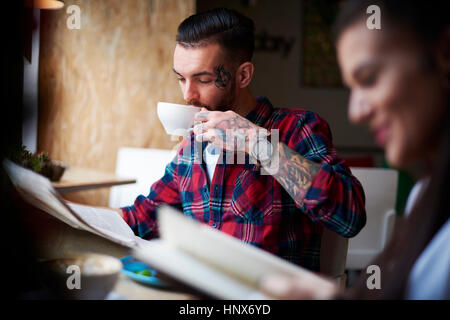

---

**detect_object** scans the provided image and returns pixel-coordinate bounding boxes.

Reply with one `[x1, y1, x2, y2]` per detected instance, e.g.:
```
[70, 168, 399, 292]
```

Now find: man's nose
[183, 81, 199, 102]
[348, 90, 373, 125]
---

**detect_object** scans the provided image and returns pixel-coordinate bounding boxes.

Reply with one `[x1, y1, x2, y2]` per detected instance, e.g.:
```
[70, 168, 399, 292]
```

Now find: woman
[260, 0, 450, 299]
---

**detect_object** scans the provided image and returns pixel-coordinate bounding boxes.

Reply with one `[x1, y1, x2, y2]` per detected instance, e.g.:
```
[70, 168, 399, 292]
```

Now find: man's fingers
[193, 121, 216, 134]
[195, 112, 209, 121]
[195, 129, 226, 147]
[194, 109, 227, 122]
[193, 123, 205, 135]
[193, 118, 221, 134]
[195, 131, 214, 143]
[195, 109, 211, 121]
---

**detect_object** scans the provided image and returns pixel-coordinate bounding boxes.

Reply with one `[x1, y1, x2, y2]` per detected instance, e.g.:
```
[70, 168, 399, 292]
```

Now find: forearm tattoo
[268, 142, 320, 204]
[214, 65, 231, 89]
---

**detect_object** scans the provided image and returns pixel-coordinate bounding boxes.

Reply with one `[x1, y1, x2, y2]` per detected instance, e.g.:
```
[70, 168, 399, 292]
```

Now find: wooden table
[52, 167, 137, 193]
[20, 207, 193, 300]
[17, 168, 191, 299]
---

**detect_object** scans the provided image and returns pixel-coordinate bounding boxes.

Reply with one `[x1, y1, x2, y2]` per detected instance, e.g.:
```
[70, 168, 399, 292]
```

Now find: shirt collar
[245, 96, 274, 127]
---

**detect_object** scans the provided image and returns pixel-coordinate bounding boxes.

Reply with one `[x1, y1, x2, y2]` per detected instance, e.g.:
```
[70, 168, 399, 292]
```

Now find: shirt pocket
[231, 167, 275, 221]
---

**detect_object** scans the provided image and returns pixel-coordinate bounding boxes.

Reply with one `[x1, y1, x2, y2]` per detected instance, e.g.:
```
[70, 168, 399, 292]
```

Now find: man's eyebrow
[173, 68, 182, 77]
[172, 68, 213, 78]
[192, 71, 213, 77]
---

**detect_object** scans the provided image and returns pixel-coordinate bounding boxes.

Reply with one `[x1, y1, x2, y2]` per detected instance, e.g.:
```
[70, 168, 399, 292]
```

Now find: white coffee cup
[157, 102, 201, 136]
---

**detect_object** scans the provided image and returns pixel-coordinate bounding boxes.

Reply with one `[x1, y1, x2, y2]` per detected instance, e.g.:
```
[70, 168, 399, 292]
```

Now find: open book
[133, 205, 317, 299]
[4, 159, 315, 299]
[3, 159, 148, 249]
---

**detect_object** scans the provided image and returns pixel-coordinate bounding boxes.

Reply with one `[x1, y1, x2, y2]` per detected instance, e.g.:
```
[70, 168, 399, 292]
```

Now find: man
[119, 8, 366, 271]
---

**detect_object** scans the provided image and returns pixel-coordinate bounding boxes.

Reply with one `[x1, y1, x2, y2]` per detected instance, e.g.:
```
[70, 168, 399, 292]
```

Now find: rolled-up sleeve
[287, 111, 366, 238]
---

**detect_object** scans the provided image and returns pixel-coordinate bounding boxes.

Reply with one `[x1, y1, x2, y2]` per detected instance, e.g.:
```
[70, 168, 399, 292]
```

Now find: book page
[133, 240, 267, 300]
[3, 160, 141, 248]
[4, 159, 84, 229]
[157, 205, 316, 289]
[67, 203, 139, 248]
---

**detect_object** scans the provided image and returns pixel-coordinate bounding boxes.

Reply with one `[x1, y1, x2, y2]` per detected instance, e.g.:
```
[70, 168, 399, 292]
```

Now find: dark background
[0, 1, 42, 299]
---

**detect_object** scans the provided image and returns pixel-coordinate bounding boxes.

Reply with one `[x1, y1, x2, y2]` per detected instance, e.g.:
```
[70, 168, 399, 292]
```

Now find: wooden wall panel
[38, 0, 195, 206]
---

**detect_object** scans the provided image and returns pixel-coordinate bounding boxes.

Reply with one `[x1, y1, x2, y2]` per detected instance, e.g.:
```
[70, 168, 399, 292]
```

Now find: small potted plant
[7, 145, 68, 181]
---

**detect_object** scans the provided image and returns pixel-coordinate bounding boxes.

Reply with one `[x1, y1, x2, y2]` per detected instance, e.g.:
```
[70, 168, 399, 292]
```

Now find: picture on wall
[301, 0, 344, 87]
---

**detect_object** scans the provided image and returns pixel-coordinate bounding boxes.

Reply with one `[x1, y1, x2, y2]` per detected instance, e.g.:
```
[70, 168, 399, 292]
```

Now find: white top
[403, 178, 429, 217]
[405, 218, 450, 299]
[403, 179, 450, 300]
[203, 144, 221, 185]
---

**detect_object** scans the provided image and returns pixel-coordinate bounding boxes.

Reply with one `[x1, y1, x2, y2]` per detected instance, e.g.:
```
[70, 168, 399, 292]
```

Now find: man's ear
[236, 62, 255, 88]
[436, 26, 450, 88]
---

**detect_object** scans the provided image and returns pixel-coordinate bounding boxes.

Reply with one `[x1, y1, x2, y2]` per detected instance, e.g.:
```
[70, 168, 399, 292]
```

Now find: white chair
[346, 167, 399, 270]
[109, 147, 177, 208]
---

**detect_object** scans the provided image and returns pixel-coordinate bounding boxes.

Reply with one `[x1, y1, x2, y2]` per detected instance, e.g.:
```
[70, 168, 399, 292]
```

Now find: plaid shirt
[122, 97, 366, 271]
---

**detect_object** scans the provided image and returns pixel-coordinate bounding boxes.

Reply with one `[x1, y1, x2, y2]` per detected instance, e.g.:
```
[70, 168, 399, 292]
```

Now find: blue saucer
[120, 256, 169, 288]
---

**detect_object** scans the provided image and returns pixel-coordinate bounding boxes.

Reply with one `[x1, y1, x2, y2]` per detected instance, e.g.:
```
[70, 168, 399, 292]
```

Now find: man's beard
[187, 80, 236, 112]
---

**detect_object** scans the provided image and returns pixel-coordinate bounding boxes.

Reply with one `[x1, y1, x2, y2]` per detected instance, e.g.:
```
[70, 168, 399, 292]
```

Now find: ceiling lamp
[25, 0, 65, 10]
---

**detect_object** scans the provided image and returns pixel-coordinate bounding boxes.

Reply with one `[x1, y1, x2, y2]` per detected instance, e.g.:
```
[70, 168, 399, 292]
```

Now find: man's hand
[112, 207, 124, 218]
[193, 108, 269, 154]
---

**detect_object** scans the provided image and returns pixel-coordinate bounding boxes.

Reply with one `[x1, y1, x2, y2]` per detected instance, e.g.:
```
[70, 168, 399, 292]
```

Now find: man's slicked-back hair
[176, 8, 255, 64]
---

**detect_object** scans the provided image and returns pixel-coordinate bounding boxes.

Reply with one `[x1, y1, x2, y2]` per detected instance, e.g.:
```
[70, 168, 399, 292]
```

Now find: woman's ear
[236, 62, 255, 88]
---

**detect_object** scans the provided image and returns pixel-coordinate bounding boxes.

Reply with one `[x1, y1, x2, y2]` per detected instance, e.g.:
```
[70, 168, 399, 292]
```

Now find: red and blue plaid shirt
[122, 97, 366, 271]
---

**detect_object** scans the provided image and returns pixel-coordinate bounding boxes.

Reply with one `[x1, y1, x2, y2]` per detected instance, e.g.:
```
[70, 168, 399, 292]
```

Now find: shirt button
[212, 222, 217, 228]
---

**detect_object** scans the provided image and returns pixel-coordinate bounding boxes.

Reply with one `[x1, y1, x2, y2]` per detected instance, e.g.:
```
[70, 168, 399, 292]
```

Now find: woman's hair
[334, 0, 449, 44]
[334, 0, 450, 299]
[176, 8, 255, 64]
[334, 0, 450, 72]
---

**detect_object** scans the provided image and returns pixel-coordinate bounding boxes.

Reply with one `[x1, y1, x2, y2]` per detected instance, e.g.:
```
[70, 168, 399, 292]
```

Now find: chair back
[346, 167, 398, 270]
[109, 147, 176, 208]
[320, 228, 349, 284]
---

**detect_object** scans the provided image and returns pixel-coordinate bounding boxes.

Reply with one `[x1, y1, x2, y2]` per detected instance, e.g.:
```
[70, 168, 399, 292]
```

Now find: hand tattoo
[194, 111, 263, 154]
[217, 115, 253, 130]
